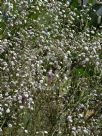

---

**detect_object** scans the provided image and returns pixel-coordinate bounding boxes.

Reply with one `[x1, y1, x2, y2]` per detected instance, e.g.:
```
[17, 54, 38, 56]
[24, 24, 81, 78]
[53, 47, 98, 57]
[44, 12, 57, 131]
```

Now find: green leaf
[73, 67, 89, 77]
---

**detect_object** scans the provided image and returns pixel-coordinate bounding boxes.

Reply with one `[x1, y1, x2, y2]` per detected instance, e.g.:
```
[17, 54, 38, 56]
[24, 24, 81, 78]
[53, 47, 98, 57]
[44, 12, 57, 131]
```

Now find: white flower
[85, 58, 89, 62]
[67, 51, 71, 55]
[72, 131, 76, 136]
[91, 30, 95, 34]
[64, 76, 68, 80]
[6, 108, 10, 113]
[79, 113, 84, 118]
[84, 46, 88, 51]
[30, 107, 34, 111]
[24, 93, 29, 98]
[5, 104, 8, 107]
[0, 94, 2, 98]
[5, 92, 8, 96]
[20, 106, 24, 109]
[40, 80, 43, 84]
[58, 131, 62, 134]
[0, 107, 3, 112]
[24, 130, 28, 133]
[0, 128, 2, 132]
[67, 115, 73, 123]
[44, 0, 47, 2]
[72, 127, 76, 131]
[44, 131, 48, 134]
[29, 98, 33, 103]
[18, 95, 22, 100]
[83, 129, 88, 134]
[96, 61, 99, 66]
[56, 74, 59, 78]
[64, 55, 68, 60]
[8, 124, 12, 128]
[0, 112, 2, 115]
[77, 126, 81, 132]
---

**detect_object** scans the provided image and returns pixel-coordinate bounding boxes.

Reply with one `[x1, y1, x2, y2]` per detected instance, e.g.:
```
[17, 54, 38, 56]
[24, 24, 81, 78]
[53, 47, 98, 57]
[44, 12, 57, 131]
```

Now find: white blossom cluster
[0, 0, 102, 135]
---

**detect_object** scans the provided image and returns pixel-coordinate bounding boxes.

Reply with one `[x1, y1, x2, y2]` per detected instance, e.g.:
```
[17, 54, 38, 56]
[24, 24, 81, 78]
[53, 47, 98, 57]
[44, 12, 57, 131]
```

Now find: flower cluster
[0, 0, 102, 135]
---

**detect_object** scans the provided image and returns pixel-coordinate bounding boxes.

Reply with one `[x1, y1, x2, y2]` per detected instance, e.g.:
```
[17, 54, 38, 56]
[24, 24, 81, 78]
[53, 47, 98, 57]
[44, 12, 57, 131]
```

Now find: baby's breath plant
[0, 0, 102, 136]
